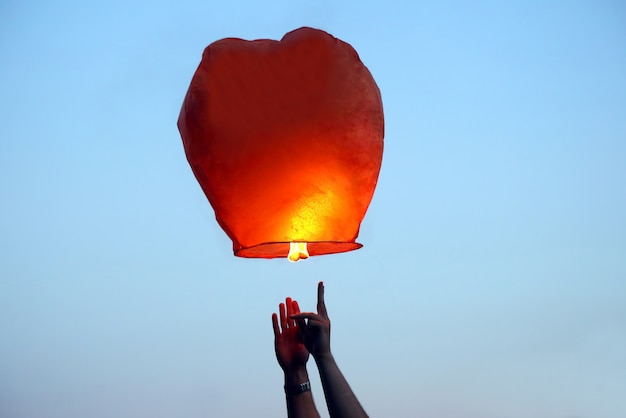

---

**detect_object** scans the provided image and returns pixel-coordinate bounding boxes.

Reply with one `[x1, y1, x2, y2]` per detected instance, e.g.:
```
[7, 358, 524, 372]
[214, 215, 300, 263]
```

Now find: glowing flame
[288, 242, 309, 262]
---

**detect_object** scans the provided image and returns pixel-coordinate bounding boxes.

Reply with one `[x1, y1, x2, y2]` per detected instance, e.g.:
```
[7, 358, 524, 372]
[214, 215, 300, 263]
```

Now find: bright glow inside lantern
[288, 242, 309, 262]
[178, 27, 384, 260]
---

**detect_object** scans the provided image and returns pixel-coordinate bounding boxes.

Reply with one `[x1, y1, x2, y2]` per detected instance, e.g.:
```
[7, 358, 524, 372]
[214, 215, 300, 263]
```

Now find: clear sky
[1, 1, 625, 417]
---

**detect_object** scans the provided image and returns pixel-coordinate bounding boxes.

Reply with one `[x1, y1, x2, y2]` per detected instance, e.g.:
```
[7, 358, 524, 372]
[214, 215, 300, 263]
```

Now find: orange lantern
[178, 27, 384, 260]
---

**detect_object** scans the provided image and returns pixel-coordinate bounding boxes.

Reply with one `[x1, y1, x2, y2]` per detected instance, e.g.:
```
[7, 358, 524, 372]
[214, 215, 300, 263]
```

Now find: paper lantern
[178, 27, 384, 260]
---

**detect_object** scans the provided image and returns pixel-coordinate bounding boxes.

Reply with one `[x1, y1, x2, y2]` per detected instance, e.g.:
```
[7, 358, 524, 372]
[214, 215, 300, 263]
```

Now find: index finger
[317, 281, 328, 318]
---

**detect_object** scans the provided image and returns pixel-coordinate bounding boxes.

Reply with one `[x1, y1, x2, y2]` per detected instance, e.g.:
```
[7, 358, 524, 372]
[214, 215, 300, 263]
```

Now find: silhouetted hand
[291, 282, 331, 360]
[273, 298, 309, 372]
[291, 282, 369, 417]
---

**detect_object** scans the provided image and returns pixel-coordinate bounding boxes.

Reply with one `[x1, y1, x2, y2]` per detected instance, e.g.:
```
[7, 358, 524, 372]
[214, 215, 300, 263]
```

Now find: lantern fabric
[178, 27, 384, 259]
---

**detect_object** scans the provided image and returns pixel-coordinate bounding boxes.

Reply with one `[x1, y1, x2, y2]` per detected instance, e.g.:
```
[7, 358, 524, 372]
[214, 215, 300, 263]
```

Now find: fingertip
[318, 282, 325, 299]
[317, 282, 328, 317]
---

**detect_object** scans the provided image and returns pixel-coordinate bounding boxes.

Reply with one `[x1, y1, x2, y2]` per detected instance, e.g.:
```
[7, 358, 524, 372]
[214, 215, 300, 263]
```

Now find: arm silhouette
[291, 282, 369, 418]
[273, 297, 321, 418]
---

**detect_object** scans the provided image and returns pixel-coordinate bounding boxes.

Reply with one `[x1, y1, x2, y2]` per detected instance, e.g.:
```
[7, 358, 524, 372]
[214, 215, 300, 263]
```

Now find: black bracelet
[284, 380, 311, 395]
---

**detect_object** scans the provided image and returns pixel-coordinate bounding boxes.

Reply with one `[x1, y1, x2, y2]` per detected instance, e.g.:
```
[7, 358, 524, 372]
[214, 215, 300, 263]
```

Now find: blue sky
[1, 1, 625, 417]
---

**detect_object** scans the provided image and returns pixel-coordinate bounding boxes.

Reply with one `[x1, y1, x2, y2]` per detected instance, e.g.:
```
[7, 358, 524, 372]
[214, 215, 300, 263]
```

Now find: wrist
[284, 380, 311, 396]
[283, 366, 309, 386]
[312, 351, 333, 364]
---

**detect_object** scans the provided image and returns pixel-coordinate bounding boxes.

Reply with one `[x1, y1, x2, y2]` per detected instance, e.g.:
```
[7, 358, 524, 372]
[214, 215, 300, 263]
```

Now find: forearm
[315, 353, 368, 418]
[284, 368, 321, 418]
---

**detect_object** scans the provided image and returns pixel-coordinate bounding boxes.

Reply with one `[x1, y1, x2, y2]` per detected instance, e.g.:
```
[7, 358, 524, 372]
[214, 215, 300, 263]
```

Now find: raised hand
[272, 297, 322, 418]
[292, 281, 369, 418]
[290, 282, 331, 360]
[272, 297, 310, 372]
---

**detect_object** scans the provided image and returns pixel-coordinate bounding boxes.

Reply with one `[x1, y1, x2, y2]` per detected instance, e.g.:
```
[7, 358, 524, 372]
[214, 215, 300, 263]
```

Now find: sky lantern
[178, 27, 384, 261]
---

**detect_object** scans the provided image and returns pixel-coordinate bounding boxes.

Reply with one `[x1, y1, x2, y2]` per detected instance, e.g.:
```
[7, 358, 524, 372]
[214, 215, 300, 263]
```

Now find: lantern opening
[288, 242, 309, 262]
[234, 241, 363, 259]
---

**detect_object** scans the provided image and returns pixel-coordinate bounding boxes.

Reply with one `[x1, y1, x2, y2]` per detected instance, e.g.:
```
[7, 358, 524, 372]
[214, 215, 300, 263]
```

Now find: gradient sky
[1, 1, 625, 417]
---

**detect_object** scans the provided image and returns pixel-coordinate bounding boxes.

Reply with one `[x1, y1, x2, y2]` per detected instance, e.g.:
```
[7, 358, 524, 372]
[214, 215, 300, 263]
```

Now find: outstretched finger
[292, 300, 301, 315]
[286, 297, 295, 328]
[279, 302, 287, 330]
[272, 312, 280, 337]
[317, 281, 328, 319]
